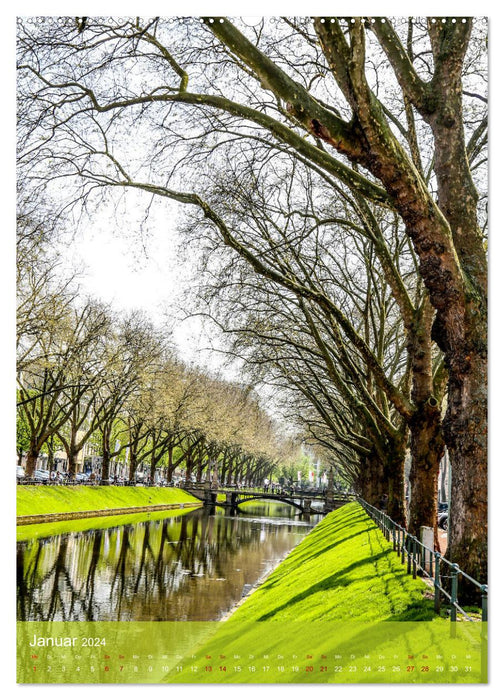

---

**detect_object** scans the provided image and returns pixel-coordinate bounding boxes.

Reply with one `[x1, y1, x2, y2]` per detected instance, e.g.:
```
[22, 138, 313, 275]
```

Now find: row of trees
[17, 217, 294, 488]
[187, 159, 448, 535]
[17, 16, 487, 585]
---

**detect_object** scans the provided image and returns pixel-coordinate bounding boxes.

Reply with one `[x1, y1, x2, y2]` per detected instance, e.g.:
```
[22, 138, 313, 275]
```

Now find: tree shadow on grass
[385, 600, 437, 621]
[257, 549, 395, 620]
[260, 525, 375, 590]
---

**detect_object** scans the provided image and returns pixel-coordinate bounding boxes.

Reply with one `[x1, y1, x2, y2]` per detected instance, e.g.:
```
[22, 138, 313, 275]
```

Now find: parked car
[438, 501, 448, 513]
[75, 472, 90, 482]
[438, 511, 448, 530]
[34, 469, 49, 483]
[16, 465, 25, 482]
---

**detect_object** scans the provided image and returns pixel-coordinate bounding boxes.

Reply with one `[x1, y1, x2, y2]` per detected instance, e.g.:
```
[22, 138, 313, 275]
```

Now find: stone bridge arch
[185, 484, 352, 515]
[234, 495, 307, 512]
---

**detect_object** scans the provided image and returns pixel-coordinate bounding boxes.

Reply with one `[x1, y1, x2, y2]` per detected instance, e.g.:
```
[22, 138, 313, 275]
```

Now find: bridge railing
[18, 477, 158, 487]
[357, 497, 487, 622]
[189, 482, 356, 498]
[18, 476, 357, 498]
[185, 482, 319, 495]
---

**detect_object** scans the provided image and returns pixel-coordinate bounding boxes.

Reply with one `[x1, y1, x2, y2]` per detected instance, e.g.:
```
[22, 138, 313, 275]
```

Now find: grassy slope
[170, 503, 438, 683]
[229, 501, 434, 622]
[16, 485, 200, 516]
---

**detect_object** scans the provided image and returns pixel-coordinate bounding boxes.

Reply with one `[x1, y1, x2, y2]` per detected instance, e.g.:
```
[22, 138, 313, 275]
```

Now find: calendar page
[16, 13, 488, 686]
[17, 620, 486, 683]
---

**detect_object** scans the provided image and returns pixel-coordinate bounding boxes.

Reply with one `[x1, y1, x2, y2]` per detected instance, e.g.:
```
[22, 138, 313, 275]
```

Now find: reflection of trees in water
[84, 528, 104, 620]
[17, 538, 44, 621]
[110, 526, 131, 620]
[17, 507, 308, 621]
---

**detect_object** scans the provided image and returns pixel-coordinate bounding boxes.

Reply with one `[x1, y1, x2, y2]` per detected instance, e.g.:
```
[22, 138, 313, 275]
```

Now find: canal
[17, 502, 321, 622]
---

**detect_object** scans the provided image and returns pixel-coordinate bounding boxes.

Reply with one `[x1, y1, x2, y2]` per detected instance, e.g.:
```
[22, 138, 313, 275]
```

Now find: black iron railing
[358, 497, 487, 622]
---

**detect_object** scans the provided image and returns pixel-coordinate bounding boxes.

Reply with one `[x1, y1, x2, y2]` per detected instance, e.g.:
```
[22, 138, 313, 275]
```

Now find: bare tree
[17, 16, 487, 584]
[55, 301, 112, 475]
[17, 300, 110, 475]
[92, 311, 165, 481]
[180, 156, 446, 531]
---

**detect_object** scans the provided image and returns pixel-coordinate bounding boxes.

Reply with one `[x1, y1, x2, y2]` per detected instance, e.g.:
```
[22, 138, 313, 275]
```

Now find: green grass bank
[229, 501, 434, 622]
[168, 503, 484, 684]
[16, 505, 200, 541]
[16, 485, 201, 517]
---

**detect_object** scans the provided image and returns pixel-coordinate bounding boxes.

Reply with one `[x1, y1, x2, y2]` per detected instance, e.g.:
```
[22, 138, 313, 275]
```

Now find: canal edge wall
[16, 501, 201, 525]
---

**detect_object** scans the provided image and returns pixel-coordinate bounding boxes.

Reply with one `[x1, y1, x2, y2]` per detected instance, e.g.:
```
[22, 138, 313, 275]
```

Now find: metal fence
[357, 497, 487, 622]
[18, 477, 158, 487]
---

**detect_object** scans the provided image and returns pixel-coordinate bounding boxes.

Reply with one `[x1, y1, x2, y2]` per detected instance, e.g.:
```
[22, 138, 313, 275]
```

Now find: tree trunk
[25, 448, 39, 476]
[445, 349, 487, 598]
[357, 449, 385, 510]
[408, 399, 445, 543]
[46, 443, 55, 472]
[149, 463, 155, 483]
[67, 426, 79, 477]
[129, 451, 138, 482]
[150, 452, 158, 483]
[185, 450, 193, 482]
[166, 445, 175, 482]
[439, 455, 448, 503]
[384, 435, 407, 526]
[407, 301, 446, 542]
[67, 450, 78, 477]
[101, 447, 110, 482]
[311, 18, 488, 583]
[219, 453, 228, 484]
[425, 44, 488, 591]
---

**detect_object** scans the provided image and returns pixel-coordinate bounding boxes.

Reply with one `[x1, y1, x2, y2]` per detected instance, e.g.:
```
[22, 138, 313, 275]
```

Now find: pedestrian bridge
[184, 484, 354, 515]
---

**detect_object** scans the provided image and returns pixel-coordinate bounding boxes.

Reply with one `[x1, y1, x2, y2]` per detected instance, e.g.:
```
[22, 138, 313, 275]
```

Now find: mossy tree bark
[356, 448, 385, 510]
[425, 22, 487, 590]
[408, 402, 445, 544]
[406, 300, 447, 540]
[384, 433, 408, 527]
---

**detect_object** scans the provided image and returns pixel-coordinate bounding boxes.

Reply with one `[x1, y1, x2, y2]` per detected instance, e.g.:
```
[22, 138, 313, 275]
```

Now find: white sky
[56, 192, 230, 373]
[59, 207, 182, 321]
[66, 234, 175, 315]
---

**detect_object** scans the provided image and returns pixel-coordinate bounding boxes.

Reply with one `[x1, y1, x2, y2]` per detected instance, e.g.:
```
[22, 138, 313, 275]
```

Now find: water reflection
[17, 503, 319, 622]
